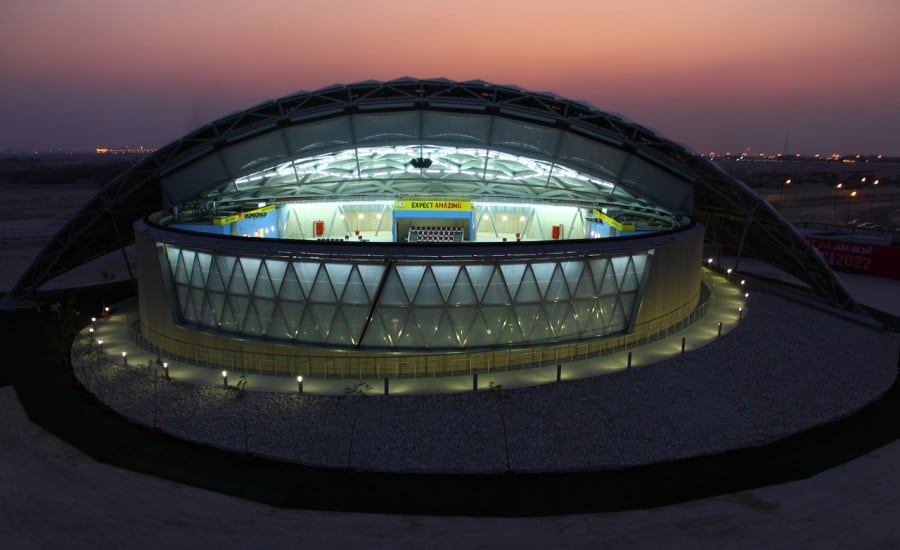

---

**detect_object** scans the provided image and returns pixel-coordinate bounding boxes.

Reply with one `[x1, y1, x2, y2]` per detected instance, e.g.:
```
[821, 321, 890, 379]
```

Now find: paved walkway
[81, 268, 748, 395]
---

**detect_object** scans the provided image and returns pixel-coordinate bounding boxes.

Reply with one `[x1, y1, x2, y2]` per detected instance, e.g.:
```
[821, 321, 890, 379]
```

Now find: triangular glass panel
[482, 269, 511, 305]
[309, 265, 337, 302]
[188, 254, 205, 288]
[357, 264, 386, 300]
[240, 257, 262, 286]
[228, 295, 250, 330]
[180, 249, 196, 282]
[515, 265, 542, 302]
[599, 259, 619, 296]
[545, 264, 571, 301]
[499, 263, 526, 298]
[481, 305, 509, 329]
[279, 264, 305, 301]
[570, 299, 595, 335]
[499, 307, 524, 344]
[325, 263, 352, 302]
[466, 311, 494, 347]
[632, 253, 650, 279]
[621, 257, 639, 293]
[327, 308, 353, 346]
[172, 251, 189, 286]
[609, 298, 628, 333]
[431, 264, 460, 301]
[267, 302, 291, 340]
[243, 301, 265, 336]
[252, 262, 276, 299]
[295, 305, 321, 343]
[341, 266, 370, 305]
[611, 256, 630, 288]
[515, 303, 544, 342]
[597, 295, 617, 325]
[253, 298, 275, 334]
[572, 264, 597, 299]
[310, 303, 337, 339]
[620, 292, 637, 321]
[166, 246, 183, 281]
[228, 260, 250, 296]
[448, 269, 477, 305]
[182, 287, 198, 323]
[413, 268, 444, 306]
[465, 264, 493, 302]
[197, 252, 213, 285]
[589, 258, 609, 289]
[265, 259, 288, 296]
[295, 261, 320, 299]
[396, 264, 426, 299]
[431, 310, 459, 349]
[447, 307, 476, 346]
[394, 312, 423, 348]
[341, 305, 370, 345]
[379, 269, 409, 306]
[479, 306, 513, 344]
[207, 259, 225, 293]
[560, 261, 584, 288]
[529, 309, 555, 343]
[218, 297, 238, 332]
[216, 256, 236, 291]
[546, 300, 573, 337]
[175, 284, 189, 316]
[364, 307, 406, 348]
[200, 292, 224, 326]
[530, 262, 555, 298]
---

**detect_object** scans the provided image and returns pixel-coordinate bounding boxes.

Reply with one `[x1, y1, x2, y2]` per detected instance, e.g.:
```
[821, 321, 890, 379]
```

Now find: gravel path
[71, 290, 898, 473]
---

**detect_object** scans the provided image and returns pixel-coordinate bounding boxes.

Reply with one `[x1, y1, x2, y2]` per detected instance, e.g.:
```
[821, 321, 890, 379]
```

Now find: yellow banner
[213, 204, 275, 225]
[394, 198, 471, 211]
[593, 210, 635, 232]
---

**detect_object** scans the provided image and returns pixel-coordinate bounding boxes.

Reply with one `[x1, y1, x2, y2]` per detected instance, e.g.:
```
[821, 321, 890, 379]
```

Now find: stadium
[10, 78, 858, 381]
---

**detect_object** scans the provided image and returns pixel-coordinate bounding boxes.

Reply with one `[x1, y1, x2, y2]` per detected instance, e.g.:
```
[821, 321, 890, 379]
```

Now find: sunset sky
[1, 0, 898, 155]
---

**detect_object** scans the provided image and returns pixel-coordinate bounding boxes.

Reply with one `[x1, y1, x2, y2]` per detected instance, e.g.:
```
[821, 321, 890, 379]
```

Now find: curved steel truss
[7, 78, 858, 311]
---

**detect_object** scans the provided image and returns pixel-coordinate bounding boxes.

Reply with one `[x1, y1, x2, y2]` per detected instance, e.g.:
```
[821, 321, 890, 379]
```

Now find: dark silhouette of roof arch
[6, 78, 858, 311]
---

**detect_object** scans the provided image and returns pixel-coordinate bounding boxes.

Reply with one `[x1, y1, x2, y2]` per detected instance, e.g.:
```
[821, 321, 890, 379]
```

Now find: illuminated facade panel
[163, 244, 653, 351]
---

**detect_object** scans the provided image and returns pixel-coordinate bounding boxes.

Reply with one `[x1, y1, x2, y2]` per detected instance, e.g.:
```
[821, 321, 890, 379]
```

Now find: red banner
[805, 237, 900, 279]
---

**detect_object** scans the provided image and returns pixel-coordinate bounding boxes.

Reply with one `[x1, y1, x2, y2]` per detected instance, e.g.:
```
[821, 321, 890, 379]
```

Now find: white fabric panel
[284, 117, 354, 156]
[422, 112, 491, 144]
[220, 130, 291, 177]
[489, 118, 560, 161]
[162, 153, 230, 205]
[354, 112, 420, 145]
[556, 132, 628, 181]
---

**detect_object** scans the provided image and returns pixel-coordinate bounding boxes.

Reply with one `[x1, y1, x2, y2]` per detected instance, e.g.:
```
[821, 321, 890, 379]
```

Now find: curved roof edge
[5, 78, 860, 313]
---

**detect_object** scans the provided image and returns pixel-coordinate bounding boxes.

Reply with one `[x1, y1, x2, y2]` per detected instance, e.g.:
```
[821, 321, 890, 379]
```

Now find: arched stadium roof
[6, 78, 858, 310]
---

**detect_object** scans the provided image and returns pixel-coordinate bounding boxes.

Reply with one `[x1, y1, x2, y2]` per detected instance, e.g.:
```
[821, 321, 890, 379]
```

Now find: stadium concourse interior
[165, 198, 680, 243]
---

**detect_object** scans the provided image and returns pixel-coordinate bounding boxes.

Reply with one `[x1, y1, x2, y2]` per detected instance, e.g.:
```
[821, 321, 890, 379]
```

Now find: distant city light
[95, 146, 156, 155]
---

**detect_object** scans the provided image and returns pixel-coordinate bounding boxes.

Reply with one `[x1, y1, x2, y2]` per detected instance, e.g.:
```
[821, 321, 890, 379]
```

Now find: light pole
[833, 183, 843, 222]
[781, 178, 791, 210]
[847, 190, 857, 225]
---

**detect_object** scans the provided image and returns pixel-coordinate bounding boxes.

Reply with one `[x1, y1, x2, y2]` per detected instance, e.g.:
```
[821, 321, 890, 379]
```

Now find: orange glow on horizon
[2, 0, 899, 154]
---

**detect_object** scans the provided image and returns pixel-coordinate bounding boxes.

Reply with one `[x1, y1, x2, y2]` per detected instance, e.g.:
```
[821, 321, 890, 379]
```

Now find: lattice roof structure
[7, 78, 858, 310]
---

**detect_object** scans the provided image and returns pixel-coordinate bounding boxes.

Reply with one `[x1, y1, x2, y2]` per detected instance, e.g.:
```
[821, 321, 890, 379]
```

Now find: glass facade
[163, 244, 652, 351]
